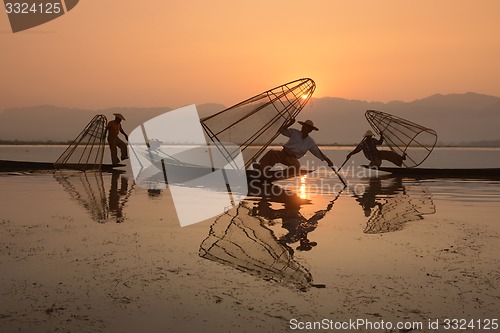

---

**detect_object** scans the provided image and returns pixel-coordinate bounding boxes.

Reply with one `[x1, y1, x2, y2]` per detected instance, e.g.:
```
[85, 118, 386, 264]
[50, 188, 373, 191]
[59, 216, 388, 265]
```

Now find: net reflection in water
[54, 170, 132, 223]
[357, 178, 436, 234]
[199, 202, 313, 291]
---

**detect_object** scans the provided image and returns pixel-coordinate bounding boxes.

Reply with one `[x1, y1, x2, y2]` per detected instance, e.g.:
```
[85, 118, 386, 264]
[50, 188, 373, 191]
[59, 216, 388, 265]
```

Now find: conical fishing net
[201, 78, 316, 168]
[365, 110, 437, 168]
[54, 115, 107, 171]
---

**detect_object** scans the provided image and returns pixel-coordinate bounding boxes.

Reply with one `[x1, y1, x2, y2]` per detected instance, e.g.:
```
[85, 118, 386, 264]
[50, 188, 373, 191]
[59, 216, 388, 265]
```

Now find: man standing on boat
[347, 130, 405, 167]
[105, 113, 129, 165]
[255, 119, 333, 175]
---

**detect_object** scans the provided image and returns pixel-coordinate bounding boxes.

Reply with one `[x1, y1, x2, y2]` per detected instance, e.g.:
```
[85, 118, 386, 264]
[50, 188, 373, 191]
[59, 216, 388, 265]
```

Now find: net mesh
[201, 78, 316, 168]
[365, 110, 437, 168]
[199, 202, 313, 291]
[54, 170, 133, 223]
[360, 179, 436, 234]
[54, 170, 108, 222]
[54, 115, 107, 171]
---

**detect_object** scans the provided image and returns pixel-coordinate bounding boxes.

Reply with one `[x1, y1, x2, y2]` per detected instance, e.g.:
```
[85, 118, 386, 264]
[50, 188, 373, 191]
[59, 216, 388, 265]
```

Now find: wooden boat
[362, 165, 500, 179]
[132, 161, 314, 187]
[1, 116, 123, 173]
[0, 160, 125, 173]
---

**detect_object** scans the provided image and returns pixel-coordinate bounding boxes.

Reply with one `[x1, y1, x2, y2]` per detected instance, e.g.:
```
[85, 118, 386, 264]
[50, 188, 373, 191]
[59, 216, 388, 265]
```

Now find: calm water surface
[1, 145, 499, 330]
[0, 146, 500, 279]
[1, 145, 499, 232]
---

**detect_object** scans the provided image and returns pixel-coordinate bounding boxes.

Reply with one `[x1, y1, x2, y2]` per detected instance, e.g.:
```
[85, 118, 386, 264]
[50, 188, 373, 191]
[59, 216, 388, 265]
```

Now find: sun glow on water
[299, 175, 307, 199]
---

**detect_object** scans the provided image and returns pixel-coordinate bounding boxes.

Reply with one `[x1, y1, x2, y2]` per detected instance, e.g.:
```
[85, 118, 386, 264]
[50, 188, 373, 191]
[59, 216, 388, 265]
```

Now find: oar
[337, 135, 368, 176]
[338, 156, 350, 171]
[319, 149, 347, 186]
[330, 165, 347, 187]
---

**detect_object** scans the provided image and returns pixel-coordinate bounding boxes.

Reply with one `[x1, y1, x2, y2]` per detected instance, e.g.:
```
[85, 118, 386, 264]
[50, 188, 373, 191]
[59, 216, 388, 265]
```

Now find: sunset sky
[1, 0, 500, 111]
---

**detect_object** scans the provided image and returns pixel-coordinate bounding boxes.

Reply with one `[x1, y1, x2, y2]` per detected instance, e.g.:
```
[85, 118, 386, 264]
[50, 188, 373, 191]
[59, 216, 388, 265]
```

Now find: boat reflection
[199, 185, 341, 291]
[355, 177, 436, 233]
[54, 170, 133, 223]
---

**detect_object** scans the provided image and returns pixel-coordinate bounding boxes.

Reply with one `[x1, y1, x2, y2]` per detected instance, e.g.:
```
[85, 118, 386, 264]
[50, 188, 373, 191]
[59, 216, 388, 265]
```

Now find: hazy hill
[0, 104, 225, 142]
[0, 93, 499, 145]
[299, 92, 500, 145]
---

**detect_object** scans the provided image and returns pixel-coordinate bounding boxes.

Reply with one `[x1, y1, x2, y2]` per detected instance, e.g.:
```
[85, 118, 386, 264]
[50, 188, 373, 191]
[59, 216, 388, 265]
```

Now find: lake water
[1, 146, 499, 332]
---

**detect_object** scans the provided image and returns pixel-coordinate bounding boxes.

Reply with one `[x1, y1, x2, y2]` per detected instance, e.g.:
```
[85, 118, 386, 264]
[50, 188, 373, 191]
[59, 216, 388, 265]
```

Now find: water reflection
[250, 186, 340, 252]
[200, 185, 342, 291]
[108, 171, 131, 222]
[199, 200, 314, 291]
[54, 170, 133, 223]
[355, 177, 436, 233]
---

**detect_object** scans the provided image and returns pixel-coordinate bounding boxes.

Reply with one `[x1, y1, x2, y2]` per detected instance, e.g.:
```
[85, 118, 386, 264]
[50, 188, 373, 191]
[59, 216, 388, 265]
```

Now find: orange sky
[1, 0, 500, 111]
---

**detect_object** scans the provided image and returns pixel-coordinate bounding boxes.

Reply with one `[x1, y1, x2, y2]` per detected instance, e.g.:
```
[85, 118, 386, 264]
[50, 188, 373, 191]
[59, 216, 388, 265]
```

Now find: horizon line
[1, 91, 499, 113]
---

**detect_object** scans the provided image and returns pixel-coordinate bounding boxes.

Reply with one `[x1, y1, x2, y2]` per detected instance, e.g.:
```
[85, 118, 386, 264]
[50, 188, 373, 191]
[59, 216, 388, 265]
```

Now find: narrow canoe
[362, 165, 500, 179]
[0, 160, 125, 172]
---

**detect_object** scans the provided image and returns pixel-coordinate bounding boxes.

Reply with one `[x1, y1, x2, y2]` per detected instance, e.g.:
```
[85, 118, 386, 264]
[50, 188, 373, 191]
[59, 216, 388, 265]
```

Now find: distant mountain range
[0, 93, 499, 146]
[301, 92, 500, 146]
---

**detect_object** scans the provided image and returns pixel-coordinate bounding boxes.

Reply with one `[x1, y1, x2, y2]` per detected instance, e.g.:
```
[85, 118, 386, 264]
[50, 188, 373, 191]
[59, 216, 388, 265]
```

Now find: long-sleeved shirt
[281, 128, 325, 160]
[351, 136, 384, 161]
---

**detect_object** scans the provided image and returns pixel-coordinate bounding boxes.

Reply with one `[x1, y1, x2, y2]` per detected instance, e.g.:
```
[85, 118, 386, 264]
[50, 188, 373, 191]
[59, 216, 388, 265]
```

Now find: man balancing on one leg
[254, 119, 333, 177]
[105, 113, 129, 166]
[347, 130, 406, 167]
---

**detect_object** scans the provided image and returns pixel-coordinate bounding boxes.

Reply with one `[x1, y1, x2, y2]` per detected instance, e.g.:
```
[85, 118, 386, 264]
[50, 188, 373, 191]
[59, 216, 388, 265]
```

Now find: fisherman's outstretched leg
[380, 150, 404, 167]
[116, 138, 128, 161]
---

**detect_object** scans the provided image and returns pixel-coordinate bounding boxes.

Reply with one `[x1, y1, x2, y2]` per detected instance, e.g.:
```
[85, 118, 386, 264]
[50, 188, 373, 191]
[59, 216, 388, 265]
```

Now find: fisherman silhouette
[105, 113, 129, 165]
[254, 119, 333, 177]
[347, 130, 406, 167]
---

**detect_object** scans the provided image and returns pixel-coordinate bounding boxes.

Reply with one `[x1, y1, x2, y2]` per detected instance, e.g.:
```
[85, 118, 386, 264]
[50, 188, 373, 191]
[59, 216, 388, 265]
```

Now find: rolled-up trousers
[370, 150, 404, 167]
[108, 136, 128, 165]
